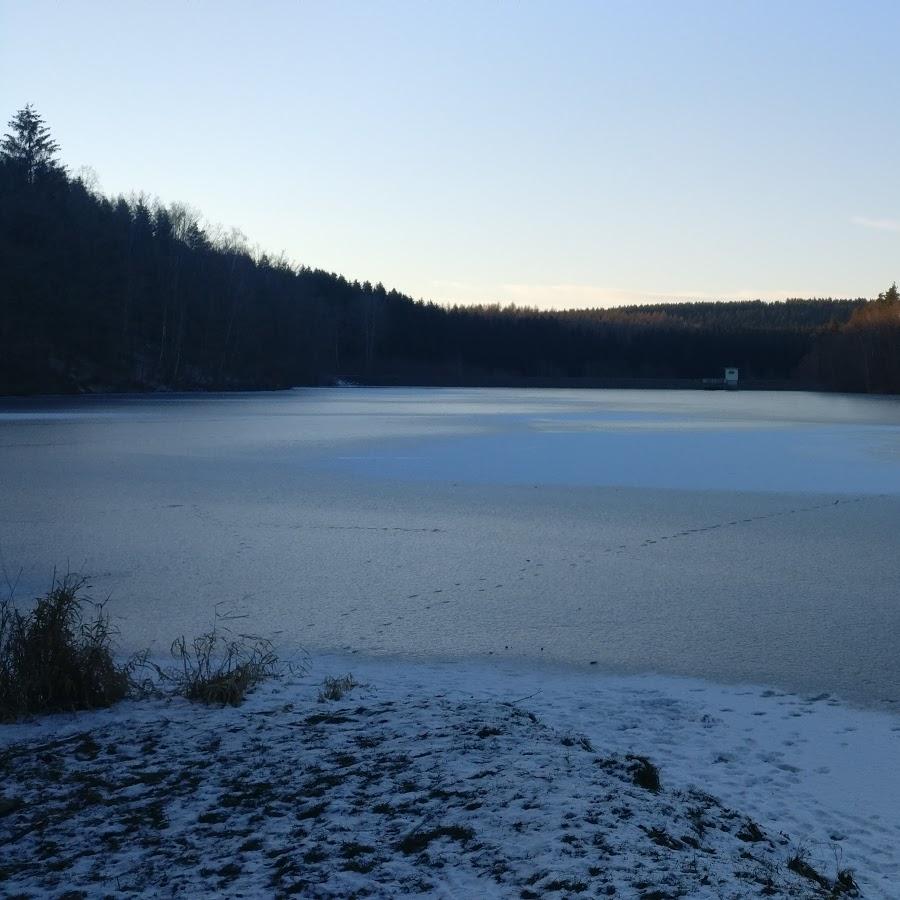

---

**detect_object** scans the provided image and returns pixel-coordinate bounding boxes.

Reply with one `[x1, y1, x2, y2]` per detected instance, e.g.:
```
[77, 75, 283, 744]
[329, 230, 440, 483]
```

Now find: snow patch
[2, 654, 894, 897]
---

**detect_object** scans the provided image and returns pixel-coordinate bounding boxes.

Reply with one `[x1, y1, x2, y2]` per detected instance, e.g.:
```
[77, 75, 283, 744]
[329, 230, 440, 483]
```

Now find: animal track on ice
[614, 495, 881, 555]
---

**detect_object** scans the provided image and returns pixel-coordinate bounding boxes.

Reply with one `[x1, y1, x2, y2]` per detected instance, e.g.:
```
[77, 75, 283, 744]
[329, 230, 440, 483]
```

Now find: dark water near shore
[2, 387, 900, 707]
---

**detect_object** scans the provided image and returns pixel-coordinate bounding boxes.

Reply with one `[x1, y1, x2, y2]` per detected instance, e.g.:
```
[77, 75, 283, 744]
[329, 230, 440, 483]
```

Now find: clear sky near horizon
[1, 0, 897, 309]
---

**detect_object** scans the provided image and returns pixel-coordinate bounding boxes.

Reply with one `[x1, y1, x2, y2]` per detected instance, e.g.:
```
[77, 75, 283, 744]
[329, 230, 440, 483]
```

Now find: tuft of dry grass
[160, 606, 285, 706]
[627, 755, 661, 792]
[317, 674, 357, 703]
[0, 575, 129, 720]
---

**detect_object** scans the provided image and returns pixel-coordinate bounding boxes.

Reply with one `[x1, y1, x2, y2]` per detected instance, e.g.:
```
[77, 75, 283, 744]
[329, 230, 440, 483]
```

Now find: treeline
[0, 106, 894, 395]
[374, 298, 860, 385]
[799, 285, 900, 393]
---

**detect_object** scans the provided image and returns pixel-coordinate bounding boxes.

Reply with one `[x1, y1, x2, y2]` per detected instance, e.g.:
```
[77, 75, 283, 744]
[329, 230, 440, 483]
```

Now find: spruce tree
[1, 104, 62, 183]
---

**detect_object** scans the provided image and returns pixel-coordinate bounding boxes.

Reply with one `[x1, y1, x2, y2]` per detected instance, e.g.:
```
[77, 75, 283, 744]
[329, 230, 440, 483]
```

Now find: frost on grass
[0, 678, 854, 898]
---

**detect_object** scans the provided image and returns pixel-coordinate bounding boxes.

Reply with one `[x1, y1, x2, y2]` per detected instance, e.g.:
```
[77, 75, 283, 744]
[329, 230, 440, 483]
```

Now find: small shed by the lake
[702, 367, 740, 390]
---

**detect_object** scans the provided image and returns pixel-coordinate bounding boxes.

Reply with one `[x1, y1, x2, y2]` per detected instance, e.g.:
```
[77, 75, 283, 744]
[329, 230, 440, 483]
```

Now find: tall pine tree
[1, 105, 62, 183]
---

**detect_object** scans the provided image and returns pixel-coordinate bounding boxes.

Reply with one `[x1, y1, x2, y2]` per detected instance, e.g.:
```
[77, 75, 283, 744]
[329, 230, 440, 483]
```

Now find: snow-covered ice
[2, 388, 900, 705]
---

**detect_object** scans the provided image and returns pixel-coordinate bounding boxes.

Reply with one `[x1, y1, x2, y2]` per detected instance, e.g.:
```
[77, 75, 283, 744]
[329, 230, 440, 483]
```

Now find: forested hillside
[1, 106, 894, 395]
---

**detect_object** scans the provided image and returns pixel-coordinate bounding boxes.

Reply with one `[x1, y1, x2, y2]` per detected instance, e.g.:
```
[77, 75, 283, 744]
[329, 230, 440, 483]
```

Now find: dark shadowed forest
[1, 106, 897, 396]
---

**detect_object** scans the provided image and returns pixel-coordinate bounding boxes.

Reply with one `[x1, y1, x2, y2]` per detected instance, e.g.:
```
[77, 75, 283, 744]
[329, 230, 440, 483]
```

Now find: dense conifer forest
[1, 106, 896, 395]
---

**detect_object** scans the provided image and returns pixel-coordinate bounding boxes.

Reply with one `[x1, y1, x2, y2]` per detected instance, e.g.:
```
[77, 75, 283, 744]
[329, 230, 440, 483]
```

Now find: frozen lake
[2, 387, 900, 707]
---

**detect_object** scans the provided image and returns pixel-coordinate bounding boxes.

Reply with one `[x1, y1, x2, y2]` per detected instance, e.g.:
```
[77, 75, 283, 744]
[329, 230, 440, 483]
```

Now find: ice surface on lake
[334, 417, 900, 493]
[2, 388, 900, 706]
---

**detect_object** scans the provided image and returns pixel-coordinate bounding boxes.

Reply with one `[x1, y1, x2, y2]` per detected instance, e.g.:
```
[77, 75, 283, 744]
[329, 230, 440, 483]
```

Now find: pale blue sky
[1, 1, 897, 308]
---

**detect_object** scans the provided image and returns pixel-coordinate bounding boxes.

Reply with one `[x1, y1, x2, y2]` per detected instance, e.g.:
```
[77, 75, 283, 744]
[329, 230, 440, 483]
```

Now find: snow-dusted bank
[2, 653, 896, 898]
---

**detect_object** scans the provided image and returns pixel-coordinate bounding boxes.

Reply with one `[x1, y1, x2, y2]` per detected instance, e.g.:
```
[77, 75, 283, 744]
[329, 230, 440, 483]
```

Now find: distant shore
[343, 374, 812, 391]
[1, 375, 825, 398]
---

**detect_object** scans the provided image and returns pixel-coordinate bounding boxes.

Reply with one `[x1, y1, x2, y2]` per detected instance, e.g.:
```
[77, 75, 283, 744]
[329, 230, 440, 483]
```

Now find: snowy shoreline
[2, 653, 898, 898]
